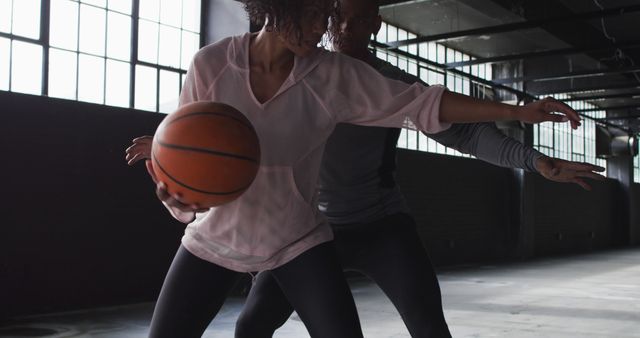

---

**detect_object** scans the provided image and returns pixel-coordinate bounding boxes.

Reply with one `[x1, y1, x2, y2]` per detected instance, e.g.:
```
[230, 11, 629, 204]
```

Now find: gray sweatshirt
[318, 57, 544, 225]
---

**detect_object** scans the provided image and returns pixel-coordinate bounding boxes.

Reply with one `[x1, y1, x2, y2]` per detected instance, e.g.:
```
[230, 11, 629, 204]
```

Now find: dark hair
[242, 0, 337, 44]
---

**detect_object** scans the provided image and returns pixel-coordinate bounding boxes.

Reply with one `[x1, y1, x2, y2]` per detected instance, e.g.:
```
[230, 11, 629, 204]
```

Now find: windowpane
[158, 25, 180, 68]
[159, 70, 179, 113]
[107, 11, 131, 60]
[12, 0, 41, 39]
[0, 37, 9, 90]
[138, 20, 158, 63]
[181, 31, 199, 70]
[11, 40, 42, 94]
[375, 22, 387, 43]
[139, 0, 159, 22]
[160, 0, 181, 27]
[135, 65, 157, 111]
[48, 48, 77, 99]
[81, 0, 106, 7]
[78, 53, 105, 103]
[181, 0, 200, 32]
[50, 0, 79, 51]
[79, 4, 106, 56]
[0, 0, 11, 33]
[105, 59, 129, 107]
[108, 0, 131, 14]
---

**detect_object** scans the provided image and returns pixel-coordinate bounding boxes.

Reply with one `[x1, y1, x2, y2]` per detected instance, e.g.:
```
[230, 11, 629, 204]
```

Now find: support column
[494, 61, 537, 259]
[606, 111, 636, 246]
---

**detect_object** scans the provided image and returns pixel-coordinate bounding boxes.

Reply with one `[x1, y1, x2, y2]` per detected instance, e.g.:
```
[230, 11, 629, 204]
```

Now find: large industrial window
[373, 21, 492, 158]
[0, 0, 201, 113]
[533, 94, 607, 175]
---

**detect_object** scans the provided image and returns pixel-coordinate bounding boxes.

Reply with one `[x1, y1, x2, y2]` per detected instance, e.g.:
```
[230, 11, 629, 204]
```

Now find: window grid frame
[1, 0, 202, 113]
[374, 21, 489, 158]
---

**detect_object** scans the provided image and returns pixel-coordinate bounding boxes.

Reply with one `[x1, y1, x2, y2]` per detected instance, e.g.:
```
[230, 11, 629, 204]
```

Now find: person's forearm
[429, 123, 544, 172]
[439, 91, 516, 123]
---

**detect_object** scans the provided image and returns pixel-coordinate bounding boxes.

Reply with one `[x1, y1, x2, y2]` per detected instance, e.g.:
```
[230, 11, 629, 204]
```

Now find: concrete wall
[0, 91, 182, 318]
[531, 175, 617, 255]
[396, 150, 514, 266]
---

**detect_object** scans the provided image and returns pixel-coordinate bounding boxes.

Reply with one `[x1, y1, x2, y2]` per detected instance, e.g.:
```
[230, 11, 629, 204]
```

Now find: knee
[235, 310, 272, 338]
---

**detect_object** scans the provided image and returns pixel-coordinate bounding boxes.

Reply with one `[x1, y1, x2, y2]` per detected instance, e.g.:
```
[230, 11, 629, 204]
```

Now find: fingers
[132, 135, 153, 143]
[125, 136, 153, 164]
[126, 152, 146, 166]
[575, 171, 606, 181]
[544, 98, 582, 127]
[155, 181, 171, 201]
[557, 160, 606, 173]
[157, 183, 207, 212]
[544, 113, 570, 124]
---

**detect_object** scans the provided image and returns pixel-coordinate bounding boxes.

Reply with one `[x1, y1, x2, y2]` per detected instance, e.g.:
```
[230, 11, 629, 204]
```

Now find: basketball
[151, 101, 260, 208]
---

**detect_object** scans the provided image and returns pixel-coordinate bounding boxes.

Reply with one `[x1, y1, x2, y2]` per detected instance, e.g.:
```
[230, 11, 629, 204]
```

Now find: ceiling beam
[563, 92, 640, 102]
[492, 65, 640, 85]
[577, 104, 640, 112]
[534, 83, 640, 96]
[443, 40, 640, 69]
[385, 4, 640, 48]
[369, 40, 634, 133]
[598, 115, 640, 121]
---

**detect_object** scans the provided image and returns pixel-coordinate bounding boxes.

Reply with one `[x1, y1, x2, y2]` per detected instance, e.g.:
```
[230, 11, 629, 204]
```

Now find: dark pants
[235, 213, 452, 338]
[149, 242, 363, 338]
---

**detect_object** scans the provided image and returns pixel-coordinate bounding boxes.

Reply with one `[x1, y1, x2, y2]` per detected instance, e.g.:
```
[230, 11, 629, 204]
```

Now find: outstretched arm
[330, 55, 581, 133]
[429, 123, 605, 190]
[429, 123, 543, 172]
[439, 92, 581, 129]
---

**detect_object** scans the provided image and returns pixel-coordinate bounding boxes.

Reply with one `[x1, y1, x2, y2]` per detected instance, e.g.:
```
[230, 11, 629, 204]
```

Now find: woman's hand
[145, 161, 209, 214]
[536, 156, 606, 190]
[516, 97, 582, 129]
[125, 135, 153, 166]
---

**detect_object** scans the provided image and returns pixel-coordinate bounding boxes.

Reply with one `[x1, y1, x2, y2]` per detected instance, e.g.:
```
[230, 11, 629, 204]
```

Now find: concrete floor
[2, 248, 640, 338]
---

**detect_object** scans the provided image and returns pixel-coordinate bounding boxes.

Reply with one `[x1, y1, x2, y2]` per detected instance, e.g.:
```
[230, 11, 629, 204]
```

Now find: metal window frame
[2, 0, 203, 112]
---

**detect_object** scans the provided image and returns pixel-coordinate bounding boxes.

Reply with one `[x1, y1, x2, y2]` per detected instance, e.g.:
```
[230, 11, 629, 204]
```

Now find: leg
[335, 213, 452, 338]
[271, 241, 363, 338]
[148, 245, 240, 338]
[235, 271, 294, 338]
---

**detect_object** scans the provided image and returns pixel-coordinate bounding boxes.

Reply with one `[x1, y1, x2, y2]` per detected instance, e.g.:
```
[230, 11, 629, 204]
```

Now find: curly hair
[242, 0, 338, 44]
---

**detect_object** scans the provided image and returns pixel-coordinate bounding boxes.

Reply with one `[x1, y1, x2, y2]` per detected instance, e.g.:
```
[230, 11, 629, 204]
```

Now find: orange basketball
[151, 101, 260, 208]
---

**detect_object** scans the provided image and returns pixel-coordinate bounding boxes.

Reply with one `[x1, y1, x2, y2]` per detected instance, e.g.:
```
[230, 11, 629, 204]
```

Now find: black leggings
[235, 213, 452, 338]
[148, 242, 363, 338]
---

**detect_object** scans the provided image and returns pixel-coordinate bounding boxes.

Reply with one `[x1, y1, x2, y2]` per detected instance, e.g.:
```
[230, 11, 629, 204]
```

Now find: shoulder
[319, 51, 381, 77]
[192, 35, 237, 65]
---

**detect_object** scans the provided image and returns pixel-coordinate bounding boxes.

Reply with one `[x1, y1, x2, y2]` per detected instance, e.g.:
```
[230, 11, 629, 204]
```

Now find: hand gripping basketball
[151, 101, 261, 208]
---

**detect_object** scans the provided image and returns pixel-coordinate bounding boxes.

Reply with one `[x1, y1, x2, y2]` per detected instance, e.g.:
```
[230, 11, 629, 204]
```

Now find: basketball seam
[167, 111, 254, 131]
[155, 140, 259, 163]
[152, 149, 255, 196]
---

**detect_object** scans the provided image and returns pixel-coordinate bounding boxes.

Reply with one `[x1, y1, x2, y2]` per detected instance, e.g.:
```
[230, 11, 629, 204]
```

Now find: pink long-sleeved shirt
[171, 33, 449, 272]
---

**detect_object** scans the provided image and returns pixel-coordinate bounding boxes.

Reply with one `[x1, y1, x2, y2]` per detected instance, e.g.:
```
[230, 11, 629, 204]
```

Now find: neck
[250, 28, 294, 72]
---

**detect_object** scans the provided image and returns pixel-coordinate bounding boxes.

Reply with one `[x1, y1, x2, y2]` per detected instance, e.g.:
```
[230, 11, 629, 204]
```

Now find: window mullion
[130, 0, 139, 109]
[41, 0, 50, 96]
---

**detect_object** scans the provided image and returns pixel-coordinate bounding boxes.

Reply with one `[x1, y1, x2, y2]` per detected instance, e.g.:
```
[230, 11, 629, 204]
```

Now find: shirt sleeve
[428, 123, 545, 172]
[179, 60, 203, 106]
[326, 55, 451, 134]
